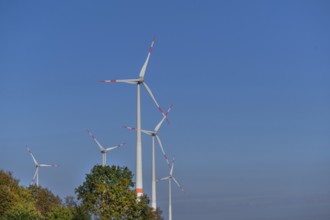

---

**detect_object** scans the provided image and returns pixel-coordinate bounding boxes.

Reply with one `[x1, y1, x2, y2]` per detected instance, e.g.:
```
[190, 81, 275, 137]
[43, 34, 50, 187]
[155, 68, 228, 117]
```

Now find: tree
[75, 165, 163, 219]
[64, 196, 91, 220]
[0, 169, 90, 220]
[28, 185, 62, 217]
[71, 205, 91, 220]
[2, 204, 43, 220]
[132, 195, 163, 220]
[47, 206, 73, 220]
[0, 170, 20, 217]
[64, 196, 76, 209]
[0, 186, 19, 218]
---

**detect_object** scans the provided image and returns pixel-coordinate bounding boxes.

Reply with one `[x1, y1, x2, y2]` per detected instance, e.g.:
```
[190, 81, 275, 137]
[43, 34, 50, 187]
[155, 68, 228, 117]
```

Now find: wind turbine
[100, 36, 167, 197]
[124, 104, 173, 210]
[159, 157, 184, 220]
[87, 130, 125, 167]
[26, 146, 58, 186]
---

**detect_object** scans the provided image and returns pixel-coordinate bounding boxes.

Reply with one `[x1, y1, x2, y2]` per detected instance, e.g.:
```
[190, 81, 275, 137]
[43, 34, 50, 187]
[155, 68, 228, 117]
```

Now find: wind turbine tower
[100, 37, 167, 197]
[87, 130, 125, 167]
[125, 104, 173, 209]
[159, 157, 184, 220]
[26, 146, 58, 186]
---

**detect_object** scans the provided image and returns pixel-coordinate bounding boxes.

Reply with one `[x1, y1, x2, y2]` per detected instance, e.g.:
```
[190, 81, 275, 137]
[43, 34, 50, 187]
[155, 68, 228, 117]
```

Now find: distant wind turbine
[159, 157, 184, 220]
[125, 104, 173, 210]
[26, 146, 58, 186]
[87, 130, 125, 167]
[100, 36, 167, 197]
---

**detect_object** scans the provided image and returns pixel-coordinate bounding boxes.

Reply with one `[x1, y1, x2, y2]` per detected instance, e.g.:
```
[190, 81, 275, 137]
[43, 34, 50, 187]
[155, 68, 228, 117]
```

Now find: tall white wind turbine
[125, 104, 173, 210]
[100, 36, 167, 197]
[159, 157, 184, 220]
[87, 130, 125, 167]
[26, 146, 58, 186]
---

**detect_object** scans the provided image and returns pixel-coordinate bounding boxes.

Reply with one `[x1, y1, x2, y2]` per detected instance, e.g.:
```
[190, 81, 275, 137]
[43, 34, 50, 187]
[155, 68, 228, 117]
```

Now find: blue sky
[1, 1, 330, 219]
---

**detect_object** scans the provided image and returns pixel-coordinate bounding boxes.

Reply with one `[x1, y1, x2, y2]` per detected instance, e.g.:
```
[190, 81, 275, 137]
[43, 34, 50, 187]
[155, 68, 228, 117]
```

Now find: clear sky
[1, 1, 329, 219]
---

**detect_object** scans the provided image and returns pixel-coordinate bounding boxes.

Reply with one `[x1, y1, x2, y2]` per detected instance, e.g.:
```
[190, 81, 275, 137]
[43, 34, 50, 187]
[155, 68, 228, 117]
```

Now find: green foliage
[75, 165, 135, 219]
[71, 205, 91, 220]
[0, 171, 19, 190]
[131, 195, 163, 220]
[28, 185, 62, 217]
[17, 186, 34, 204]
[75, 165, 163, 219]
[2, 204, 43, 220]
[0, 171, 39, 219]
[63, 196, 91, 220]
[64, 196, 76, 209]
[47, 206, 73, 220]
[153, 208, 164, 220]
[0, 186, 19, 218]
[0, 171, 20, 217]
[0, 166, 162, 220]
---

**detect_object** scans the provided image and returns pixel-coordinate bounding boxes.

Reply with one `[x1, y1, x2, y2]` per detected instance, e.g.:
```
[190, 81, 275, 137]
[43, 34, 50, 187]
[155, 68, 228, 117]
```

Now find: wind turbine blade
[32, 168, 38, 181]
[105, 146, 119, 152]
[170, 157, 175, 176]
[105, 143, 125, 152]
[158, 176, 170, 181]
[141, 129, 153, 135]
[124, 125, 153, 135]
[165, 104, 173, 124]
[155, 116, 167, 132]
[172, 177, 184, 191]
[87, 130, 105, 151]
[99, 79, 138, 84]
[39, 164, 58, 167]
[155, 104, 174, 132]
[142, 82, 167, 120]
[155, 135, 171, 169]
[26, 146, 38, 165]
[165, 104, 174, 116]
[139, 36, 156, 79]
[123, 125, 137, 131]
